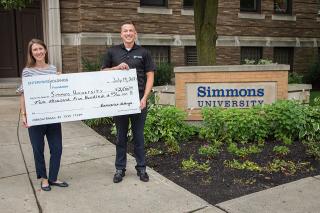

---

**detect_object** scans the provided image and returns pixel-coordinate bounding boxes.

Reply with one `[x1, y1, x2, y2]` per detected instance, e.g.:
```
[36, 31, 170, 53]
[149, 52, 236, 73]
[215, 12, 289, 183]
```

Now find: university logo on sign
[186, 82, 277, 109]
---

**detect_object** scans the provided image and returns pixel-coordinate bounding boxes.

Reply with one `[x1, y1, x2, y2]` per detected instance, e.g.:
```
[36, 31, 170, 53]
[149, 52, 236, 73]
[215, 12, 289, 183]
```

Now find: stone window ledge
[238, 12, 265, 20]
[272, 14, 296, 21]
[181, 9, 194, 16]
[137, 7, 172, 15]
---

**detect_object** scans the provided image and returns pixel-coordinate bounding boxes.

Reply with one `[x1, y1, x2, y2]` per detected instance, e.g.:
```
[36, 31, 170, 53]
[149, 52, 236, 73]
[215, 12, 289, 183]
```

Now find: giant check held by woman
[23, 69, 141, 126]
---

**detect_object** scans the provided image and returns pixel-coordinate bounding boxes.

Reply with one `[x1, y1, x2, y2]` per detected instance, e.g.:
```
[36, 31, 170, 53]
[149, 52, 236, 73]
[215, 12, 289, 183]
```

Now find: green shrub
[288, 72, 304, 84]
[313, 97, 320, 106]
[81, 55, 103, 71]
[302, 140, 320, 160]
[300, 105, 320, 159]
[144, 105, 196, 153]
[243, 59, 273, 65]
[273, 145, 290, 156]
[0, 0, 32, 9]
[304, 60, 320, 88]
[227, 142, 262, 158]
[146, 148, 164, 156]
[257, 59, 273, 65]
[224, 159, 262, 172]
[200, 107, 269, 144]
[200, 107, 226, 143]
[198, 143, 221, 158]
[264, 100, 307, 144]
[200, 100, 320, 159]
[154, 62, 173, 86]
[181, 156, 210, 173]
[264, 159, 308, 175]
[83, 117, 113, 127]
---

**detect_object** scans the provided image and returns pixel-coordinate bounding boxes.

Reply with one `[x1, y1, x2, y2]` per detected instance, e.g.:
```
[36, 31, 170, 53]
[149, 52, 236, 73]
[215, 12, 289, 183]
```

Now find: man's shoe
[113, 169, 125, 183]
[137, 169, 149, 182]
[48, 180, 69, 187]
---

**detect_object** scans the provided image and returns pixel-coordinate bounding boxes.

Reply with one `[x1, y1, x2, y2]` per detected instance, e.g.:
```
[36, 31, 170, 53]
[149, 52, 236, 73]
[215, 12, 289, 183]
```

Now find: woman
[18, 39, 68, 191]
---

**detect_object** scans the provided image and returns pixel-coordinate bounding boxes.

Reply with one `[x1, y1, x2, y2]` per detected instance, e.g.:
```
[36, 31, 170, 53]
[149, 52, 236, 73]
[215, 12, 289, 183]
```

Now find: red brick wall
[80, 45, 106, 71]
[216, 47, 241, 65]
[171, 47, 185, 66]
[217, 0, 320, 37]
[60, 0, 320, 36]
[263, 48, 273, 61]
[61, 46, 80, 73]
[60, 0, 320, 73]
[294, 48, 318, 74]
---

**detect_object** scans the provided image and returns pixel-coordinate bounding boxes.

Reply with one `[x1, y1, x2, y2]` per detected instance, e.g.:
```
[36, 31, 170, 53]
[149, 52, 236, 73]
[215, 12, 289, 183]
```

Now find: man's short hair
[121, 20, 136, 30]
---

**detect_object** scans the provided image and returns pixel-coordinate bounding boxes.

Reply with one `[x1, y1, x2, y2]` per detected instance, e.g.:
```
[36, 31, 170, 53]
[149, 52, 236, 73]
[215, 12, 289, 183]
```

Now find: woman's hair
[25, 38, 49, 68]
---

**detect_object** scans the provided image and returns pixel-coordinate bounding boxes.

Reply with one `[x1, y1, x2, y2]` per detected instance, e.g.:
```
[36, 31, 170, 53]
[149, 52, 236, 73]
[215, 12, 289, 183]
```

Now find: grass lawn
[310, 90, 320, 105]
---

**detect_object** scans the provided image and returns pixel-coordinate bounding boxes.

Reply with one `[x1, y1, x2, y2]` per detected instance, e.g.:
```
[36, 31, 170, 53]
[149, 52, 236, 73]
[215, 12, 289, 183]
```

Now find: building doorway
[0, 0, 43, 78]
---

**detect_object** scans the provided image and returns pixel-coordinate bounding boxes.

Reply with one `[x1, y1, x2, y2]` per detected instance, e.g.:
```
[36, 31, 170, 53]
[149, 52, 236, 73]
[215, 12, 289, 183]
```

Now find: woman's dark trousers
[28, 123, 62, 182]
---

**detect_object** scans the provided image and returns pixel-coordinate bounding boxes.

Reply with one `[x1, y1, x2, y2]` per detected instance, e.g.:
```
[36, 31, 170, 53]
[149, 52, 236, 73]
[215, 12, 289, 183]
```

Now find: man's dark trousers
[114, 107, 147, 171]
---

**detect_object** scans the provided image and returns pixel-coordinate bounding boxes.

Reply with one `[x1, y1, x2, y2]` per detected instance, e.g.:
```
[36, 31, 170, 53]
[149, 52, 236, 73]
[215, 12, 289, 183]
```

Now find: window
[185, 46, 198, 66]
[274, 0, 292, 14]
[143, 46, 170, 66]
[240, 0, 261, 12]
[140, 0, 167, 7]
[183, 0, 194, 8]
[240, 47, 263, 64]
[274, 47, 294, 70]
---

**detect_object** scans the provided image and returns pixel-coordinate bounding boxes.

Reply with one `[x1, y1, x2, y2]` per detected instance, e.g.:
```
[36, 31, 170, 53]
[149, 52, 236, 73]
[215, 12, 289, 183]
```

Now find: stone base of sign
[153, 85, 175, 105]
[288, 84, 312, 104]
[174, 65, 290, 120]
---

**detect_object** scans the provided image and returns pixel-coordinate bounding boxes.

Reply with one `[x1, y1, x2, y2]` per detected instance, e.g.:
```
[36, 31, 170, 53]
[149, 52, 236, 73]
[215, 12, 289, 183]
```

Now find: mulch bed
[92, 123, 320, 205]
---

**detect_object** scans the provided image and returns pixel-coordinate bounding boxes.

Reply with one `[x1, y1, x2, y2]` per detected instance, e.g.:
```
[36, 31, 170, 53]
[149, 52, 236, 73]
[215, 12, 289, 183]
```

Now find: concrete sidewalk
[0, 96, 219, 213]
[1, 96, 320, 213]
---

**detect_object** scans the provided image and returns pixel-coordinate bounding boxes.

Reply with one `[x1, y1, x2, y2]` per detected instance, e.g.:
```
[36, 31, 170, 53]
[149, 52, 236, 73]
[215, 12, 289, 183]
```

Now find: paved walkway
[0, 96, 320, 213]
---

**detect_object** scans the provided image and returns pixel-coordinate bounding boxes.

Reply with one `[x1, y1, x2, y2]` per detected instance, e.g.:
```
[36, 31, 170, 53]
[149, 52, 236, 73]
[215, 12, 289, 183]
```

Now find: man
[101, 21, 156, 183]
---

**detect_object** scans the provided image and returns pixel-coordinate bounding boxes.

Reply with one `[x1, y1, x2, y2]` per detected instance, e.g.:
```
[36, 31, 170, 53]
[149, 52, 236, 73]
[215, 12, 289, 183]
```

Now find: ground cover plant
[86, 99, 320, 204]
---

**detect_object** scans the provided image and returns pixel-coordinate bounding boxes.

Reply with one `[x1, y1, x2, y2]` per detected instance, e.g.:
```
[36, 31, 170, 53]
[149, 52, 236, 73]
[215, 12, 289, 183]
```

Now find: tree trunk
[194, 0, 218, 65]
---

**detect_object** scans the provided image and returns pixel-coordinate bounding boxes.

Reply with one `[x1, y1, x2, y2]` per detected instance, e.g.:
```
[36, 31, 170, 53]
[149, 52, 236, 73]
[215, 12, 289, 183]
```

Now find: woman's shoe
[41, 181, 51, 191]
[48, 180, 69, 187]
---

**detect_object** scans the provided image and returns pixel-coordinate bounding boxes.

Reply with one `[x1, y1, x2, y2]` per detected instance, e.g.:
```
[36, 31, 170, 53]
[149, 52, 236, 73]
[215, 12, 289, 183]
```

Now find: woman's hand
[21, 113, 29, 128]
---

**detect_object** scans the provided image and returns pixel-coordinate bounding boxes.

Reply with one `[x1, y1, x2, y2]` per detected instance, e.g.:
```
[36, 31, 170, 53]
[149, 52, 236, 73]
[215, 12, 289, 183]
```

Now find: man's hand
[116, 62, 129, 70]
[101, 63, 129, 71]
[140, 97, 147, 110]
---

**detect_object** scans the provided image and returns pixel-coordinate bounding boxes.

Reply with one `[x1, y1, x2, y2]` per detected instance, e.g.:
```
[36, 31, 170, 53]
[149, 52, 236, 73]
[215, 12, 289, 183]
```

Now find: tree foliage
[194, 0, 219, 65]
[0, 0, 33, 10]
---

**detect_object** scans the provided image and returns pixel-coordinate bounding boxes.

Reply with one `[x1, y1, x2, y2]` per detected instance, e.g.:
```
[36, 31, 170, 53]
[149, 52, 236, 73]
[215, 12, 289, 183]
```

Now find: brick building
[1, 0, 320, 77]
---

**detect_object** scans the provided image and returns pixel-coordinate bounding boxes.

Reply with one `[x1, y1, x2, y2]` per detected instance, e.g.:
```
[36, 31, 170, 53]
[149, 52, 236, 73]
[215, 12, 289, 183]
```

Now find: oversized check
[23, 69, 141, 126]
